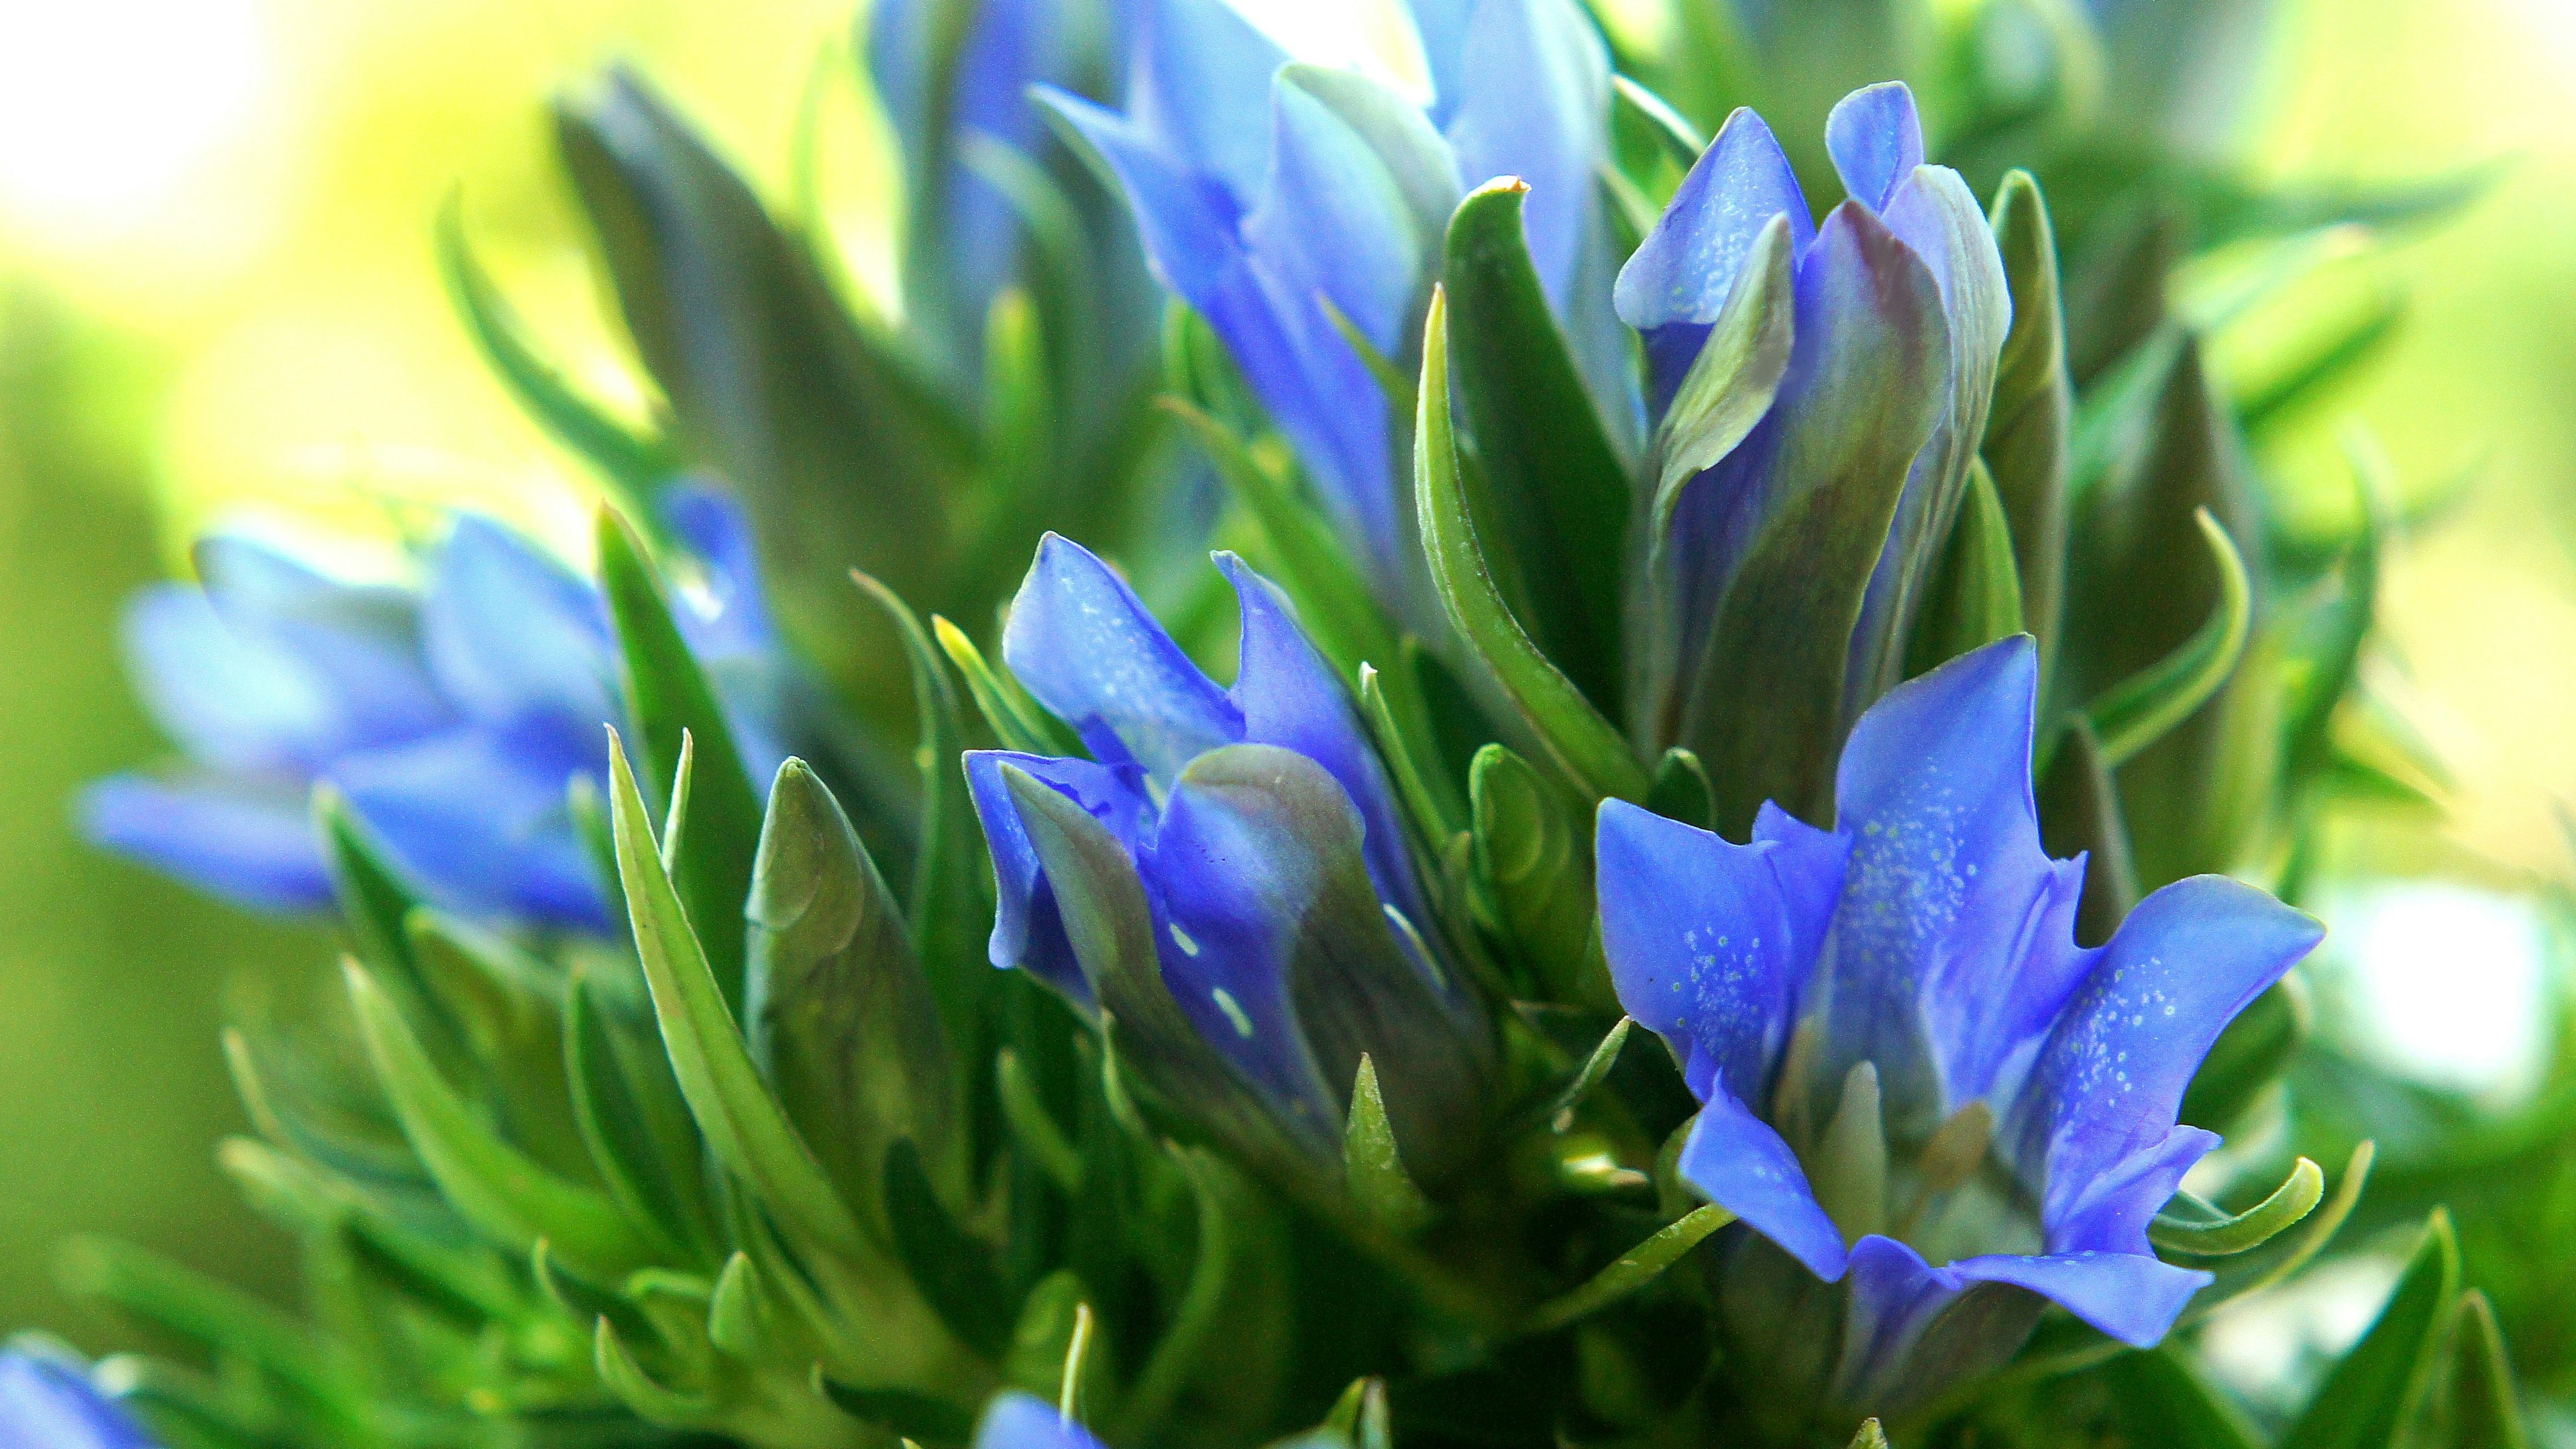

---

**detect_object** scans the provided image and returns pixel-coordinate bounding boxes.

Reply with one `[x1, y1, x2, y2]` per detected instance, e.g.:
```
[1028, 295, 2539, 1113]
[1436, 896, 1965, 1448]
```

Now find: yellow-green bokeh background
[0, 0, 2568, 1346]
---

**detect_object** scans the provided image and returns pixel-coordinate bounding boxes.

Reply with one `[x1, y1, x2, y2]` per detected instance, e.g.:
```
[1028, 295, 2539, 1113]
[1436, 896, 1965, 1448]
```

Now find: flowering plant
[28, 0, 2535, 1446]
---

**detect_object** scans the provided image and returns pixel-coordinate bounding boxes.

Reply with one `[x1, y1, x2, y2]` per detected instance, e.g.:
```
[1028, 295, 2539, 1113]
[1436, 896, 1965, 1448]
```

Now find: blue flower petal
[1943, 1246, 2211, 1350]
[1218, 552, 1423, 923]
[1442, 0, 1608, 307]
[1679, 1087, 1847, 1281]
[1597, 798, 1843, 1106]
[659, 483, 777, 663]
[1823, 82, 1924, 212]
[974, 1391, 1106, 1449]
[422, 519, 619, 733]
[1809, 638, 2093, 1136]
[965, 748, 1156, 1002]
[1613, 106, 1813, 413]
[330, 726, 610, 930]
[80, 773, 333, 914]
[2010, 874, 2322, 1222]
[1002, 534, 1243, 782]
[1127, 0, 1288, 201]
[122, 585, 342, 773]
[0, 1351, 158, 1449]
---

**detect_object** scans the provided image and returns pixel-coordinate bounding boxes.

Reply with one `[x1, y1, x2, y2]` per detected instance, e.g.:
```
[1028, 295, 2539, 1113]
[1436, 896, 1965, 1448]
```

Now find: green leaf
[1470, 745, 1609, 1011]
[2070, 507, 2251, 769]
[818, 1377, 975, 1446]
[1982, 170, 2073, 655]
[1114, 1146, 1242, 1436]
[593, 1318, 714, 1428]
[564, 969, 722, 1267]
[1326, 1377, 1393, 1449]
[2236, 288, 2404, 439]
[1519, 1018, 1632, 1134]
[602, 729, 873, 1265]
[2151, 1157, 2324, 1256]
[2096, 1347, 2261, 1449]
[553, 68, 972, 703]
[1609, 74, 1704, 167]
[1415, 287, 1648, 804]
[883, 1138, 1012, 1358]
[597, 507, 764, 1014]
[58, 1238, 364, 1435]
[1519, 1203, 1735, 1335]
[2279, 1210, 2461, 1449]
[1904, 459, 2027, 678]
[998, 1049, 1083, 1194]
[1646, 747, 1715, 830]
[746, 758, 964, 1231]
[345, 961, 661, 1280]
[2445, 1291, 2530, 1449]
[934, 612, 1077, 757]
[2198, 1140, 2375, 1311]
[1847, 1420, 1890, 1449]
[2034, 718, 2140, 948]
[435, 192, 673, 511]
[1357, 659, 1468, 849]
[1344, 1055, 1435, 1236]
[1443, 179, 1632, 712]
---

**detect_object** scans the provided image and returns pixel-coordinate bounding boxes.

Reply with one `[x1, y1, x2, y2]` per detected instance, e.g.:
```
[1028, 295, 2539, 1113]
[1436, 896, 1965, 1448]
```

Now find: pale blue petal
[330, 725, 609, 930]
[1945, 1248, 2210, 1350]
[1002, 533, 1242, 783]
[1442, 0, 1609, 307]
[80, 773, 333, 914]
[1678, 1087, 1847, 1281]
[1824, 82, 1924, 211]
[423, 518, 619, 733]
[1127, 0, 1288, 201]
[1613, 106, 1813, 412]
[1218, 552, 1423, 923]
[2010, 874, 2322, 1219]
[659, 482, 776, 663]
[0, 1352, 158, 1449]
[123, 586, 342, 773]
[964, 748, 1155, 1003]
[974, 1392, 1107, 1449]
[1597, 798, 1844, 1104]
[1806, 638, 2094, 1137]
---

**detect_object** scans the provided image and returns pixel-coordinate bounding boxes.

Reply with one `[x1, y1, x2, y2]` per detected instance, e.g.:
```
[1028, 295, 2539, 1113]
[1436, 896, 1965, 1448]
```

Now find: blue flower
[966, 534, 1491, 1179]
[84, 486, 786, 933]
[1595, 637, 2320, 1412]
[0, 1348, 156, 1449]
[972, 1392, 1104, 1449]
[1615, 83, 2009, 810]
[1038, 0, 1621, 595]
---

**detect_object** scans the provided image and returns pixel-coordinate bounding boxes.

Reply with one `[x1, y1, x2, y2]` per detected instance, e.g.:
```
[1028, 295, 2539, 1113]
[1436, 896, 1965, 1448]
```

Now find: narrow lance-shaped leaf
[563, 970, 722, 1268]
[1415, 286, 1648, 804]
[2446, 1291, 2531, 1449]
[1470, 745, 1609, 1012]
[1444, 179, 1632, 715]
[2151, 1157, 2324, 1256]
[1519, 1203, 1735, 1335]
[345, 961, 664, 1280]
[2278, 1210, 2461, 1449]
[1902, 458, 2026, 679]
[2069, 507, 2251, 770]
[1344, 1055, 1434, 1236]
[1982, 170, 2072, 659]
[598, 508, 763, 1015]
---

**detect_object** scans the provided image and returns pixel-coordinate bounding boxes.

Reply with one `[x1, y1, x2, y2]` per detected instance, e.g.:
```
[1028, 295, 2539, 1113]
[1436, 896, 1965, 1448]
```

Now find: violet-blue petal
[1442, 0, 1608, 308]
[1002, 534, 1242, 782]
[1678, 1087, 1848, 1281]
[0, 1352, 158, 1449]
[973, 1392, 1107, 1449]
[1597, 798, 1843, 1104]
[1125, 0, 1287, 201]
[1823, 82, 1924, 211]
[1613, 106, 1813, 412]
[2042, 1122, 2217, 1260]
[2012, 873, 2322, 1217]
[1809, 639, 2094, 1132]
[965, 748, 1156, 1002]
[1146, 757, 1344, 1119]
[1218, 552, 1422, 922]
[1944, 1247, 2212, 1350]
[121, 586, 342, 773]
[329, 726, 608, 930]
[79, 773, 333, 914]
[422, 517, 619, 733]
[659, 484, 777, 663]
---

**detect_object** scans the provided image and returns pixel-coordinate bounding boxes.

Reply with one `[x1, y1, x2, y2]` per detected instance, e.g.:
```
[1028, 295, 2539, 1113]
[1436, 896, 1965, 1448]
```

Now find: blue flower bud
[1597, 637, 2321, 1413]
[1038, 0, 1623, 598]
[0, 1348, 156, 1449]
[972, 1391, 1104, 1449]
[967, 535, 1492, 1183]
[83, 485, 786, 932]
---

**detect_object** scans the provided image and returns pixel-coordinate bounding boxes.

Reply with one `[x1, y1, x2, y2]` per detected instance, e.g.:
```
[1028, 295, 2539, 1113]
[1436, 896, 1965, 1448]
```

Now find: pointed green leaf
[1646, 747, 1715, 831]
[564, 969, 720, 1267]
[883, 1138, 1012, 1358]
[603, 729, 873, 1265]
[1905, 460, 2025, 678]
[436, 192, 674, 511]
[746, 758, 964, 1229]
[598, 507, 764, 1015]
[345, 961, 660, 1279]
[2072, 507, 2251, 769]
[934, 613, 1077, 756]
[2447, 1291, 2530, 1449]
[2280, 1211, 2461, 1449]
[2152, 1157, 2324, 1257]
[1345, 1055, 1435, 1236]
[1444, 179, 1631, 711]
[1415, 287, 1647, 804]
[1983, 171, 2072, 654]
[1470, 745, 1609, 1011]
[1519, 1203, 1735, 1335]
[594, 1318, 715, 1427]
[2097, 1347, 2260, 1449]
[1519, 1018, 1633, 1133]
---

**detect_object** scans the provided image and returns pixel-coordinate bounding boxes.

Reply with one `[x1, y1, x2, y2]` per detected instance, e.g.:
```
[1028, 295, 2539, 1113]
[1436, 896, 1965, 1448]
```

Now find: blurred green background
[1, 0, 2571, 1354]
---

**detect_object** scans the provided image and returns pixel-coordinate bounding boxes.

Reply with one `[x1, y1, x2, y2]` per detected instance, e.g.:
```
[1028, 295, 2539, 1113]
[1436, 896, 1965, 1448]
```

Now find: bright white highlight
[2325, 881, 2549, 1101]
[1226, 0, 1436, 108]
